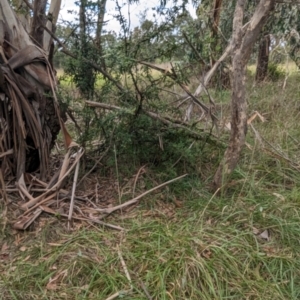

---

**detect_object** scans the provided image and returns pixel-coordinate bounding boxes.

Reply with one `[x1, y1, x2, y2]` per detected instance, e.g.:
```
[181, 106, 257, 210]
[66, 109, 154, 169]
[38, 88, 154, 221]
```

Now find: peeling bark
[30, 0, 47, 47]
[0, 0, 62, 179]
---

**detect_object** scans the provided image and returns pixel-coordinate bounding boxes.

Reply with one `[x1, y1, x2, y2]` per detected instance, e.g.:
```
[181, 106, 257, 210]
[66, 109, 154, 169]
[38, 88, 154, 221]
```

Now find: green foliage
[267, 63, 286, 81]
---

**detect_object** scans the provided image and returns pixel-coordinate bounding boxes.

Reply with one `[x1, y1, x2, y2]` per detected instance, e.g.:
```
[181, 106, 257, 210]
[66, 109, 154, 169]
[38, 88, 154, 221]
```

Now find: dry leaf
[247, 111, 266, 125]
[273, 193, 285, 201]
[259, 230, 270, 241]
[201, 249, 212, 259]
[48, 243, 64, 247]
[1, 242, 9, 252]
[46, 282, 59, 291]
[173, 198, 183, 208]
[23, 255, 31, 262]
[206, 218, 213, 225]
[46, 269, 68, 290]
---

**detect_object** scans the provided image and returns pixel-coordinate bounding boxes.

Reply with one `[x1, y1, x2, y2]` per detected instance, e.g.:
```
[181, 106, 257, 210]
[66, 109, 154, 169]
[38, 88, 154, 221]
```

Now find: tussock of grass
[1, 69, 300, 299]
[2, 185, 300, 299]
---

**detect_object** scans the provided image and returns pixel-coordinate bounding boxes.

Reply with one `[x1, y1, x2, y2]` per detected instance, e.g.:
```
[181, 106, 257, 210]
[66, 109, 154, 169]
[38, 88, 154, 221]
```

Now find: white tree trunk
[43, 0, 62, 53]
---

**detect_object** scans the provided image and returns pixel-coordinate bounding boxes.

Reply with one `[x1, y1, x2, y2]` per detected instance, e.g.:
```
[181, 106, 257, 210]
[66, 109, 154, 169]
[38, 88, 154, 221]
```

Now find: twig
[91, 174, 188, 215]
[0, 165, 8, 233]
[22, 192, 58, 215]
[95, 182, 99, 204]
[104, 290, 131, 300]
[76, 217, 124, 231]
[117, 246, 133, 289]
[0, 169, 7, 203]
[40, 24, 125, 92]
[68, 148, 82, 228]
[78, 146, 110, 186]
[140, 280, 153, 300]
[86, 100, 222, 144]
[21, 0, 33, 10]
[104, 246, 133, 300]
[38, 206, 125, 231]
[132, 165, 146, 198]
[0, 149, 13, 158]
[21, 149, 84, 209]
[171, 141, 195, 168]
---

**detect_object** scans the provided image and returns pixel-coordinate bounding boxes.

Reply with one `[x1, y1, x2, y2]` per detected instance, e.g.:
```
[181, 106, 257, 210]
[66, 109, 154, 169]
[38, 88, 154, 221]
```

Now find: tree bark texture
[96, 0, 107, 70]
[211, 0, 223, 44]
[212, 0, 275, 191]
[210, 0, 223, 66]
[255, 34, 270, 82]
[30, 0, 48, 47]
[0, 0, 62, 180]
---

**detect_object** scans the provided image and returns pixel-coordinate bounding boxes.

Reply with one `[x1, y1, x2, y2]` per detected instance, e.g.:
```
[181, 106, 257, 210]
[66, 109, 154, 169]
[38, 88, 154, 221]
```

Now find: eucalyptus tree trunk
[212, 0, 275, 191]
[96, 0, 107, 71]
[211, 0, 223, 65]
[255, 34, 270, 82]
[0, 0, 62, 180]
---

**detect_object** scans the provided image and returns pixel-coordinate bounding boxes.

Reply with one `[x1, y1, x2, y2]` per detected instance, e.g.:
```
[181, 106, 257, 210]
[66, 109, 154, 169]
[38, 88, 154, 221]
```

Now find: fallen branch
[85, 100, 222, 145]
[89, 174, 188, 215]
[118, 245, 133, 290]
[140, 280, 153, 300]
[68, 148, 82, 228]
[39, 205, 125, 231]
[20, 148, 84, 209]
[136, 60, 218, 123]
[0, 149, 13, 158]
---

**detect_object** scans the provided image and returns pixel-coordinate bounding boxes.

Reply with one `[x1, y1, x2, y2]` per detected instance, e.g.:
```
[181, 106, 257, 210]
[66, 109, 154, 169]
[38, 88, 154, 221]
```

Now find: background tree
[255, 3, 300, 82]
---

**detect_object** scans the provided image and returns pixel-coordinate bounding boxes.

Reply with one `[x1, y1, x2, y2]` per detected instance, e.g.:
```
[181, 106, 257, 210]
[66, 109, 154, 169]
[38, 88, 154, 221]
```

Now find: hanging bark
[255, 34, 270, 82]
[0, 0, 62, 180]
[212, 0, 275, 191]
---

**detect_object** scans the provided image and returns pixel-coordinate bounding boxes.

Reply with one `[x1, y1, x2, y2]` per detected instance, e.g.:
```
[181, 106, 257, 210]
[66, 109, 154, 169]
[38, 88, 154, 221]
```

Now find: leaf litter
[3, 147, 187, 232]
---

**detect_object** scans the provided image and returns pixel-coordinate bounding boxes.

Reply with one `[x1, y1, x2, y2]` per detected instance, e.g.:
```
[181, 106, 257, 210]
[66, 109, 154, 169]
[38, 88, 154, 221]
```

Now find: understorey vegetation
[1, 0, 300, 299]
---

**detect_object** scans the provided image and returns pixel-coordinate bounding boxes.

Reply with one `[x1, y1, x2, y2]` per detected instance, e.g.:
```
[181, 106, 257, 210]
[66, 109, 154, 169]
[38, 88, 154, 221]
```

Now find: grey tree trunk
[212, 0, 275, 191]
[96, 0, 108, 70]
[255, 34, 270, 82]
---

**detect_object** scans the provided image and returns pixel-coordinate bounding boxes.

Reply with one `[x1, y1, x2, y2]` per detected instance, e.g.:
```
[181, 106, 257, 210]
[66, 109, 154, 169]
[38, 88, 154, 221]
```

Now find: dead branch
[68, 148, 82, 226]
[85, 100, 222, 145]
[20, 148, 84, 209]
[87, 174, 187, 215]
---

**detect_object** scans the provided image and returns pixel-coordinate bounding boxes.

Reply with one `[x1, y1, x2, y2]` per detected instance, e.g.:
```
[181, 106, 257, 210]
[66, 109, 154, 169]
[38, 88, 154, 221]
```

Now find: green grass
[1, 66, 300, 299]
[1, 187, 300, 299]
